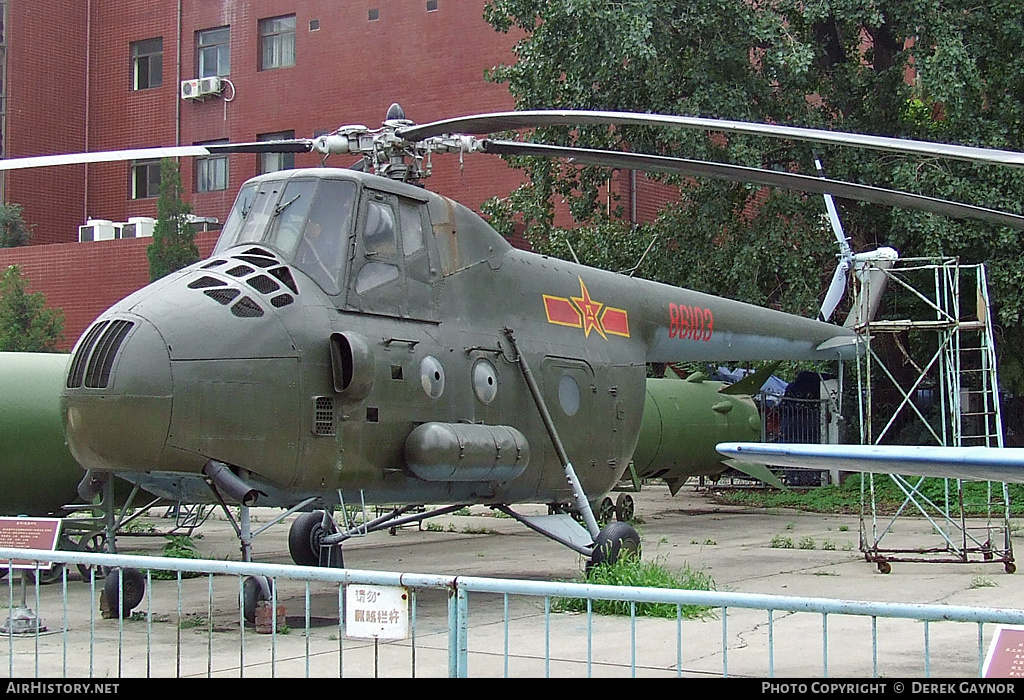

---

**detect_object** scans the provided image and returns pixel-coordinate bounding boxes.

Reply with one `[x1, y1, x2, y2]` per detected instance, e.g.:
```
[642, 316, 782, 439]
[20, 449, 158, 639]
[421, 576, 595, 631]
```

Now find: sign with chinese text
[983, 625, 1024, 677]
[345, 584, 410, 641]
[0, 518, 62, 570]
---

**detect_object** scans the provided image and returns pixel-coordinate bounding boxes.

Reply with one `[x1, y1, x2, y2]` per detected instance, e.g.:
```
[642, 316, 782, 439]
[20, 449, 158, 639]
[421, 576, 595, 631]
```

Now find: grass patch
[553, 557, 716, 619]
[144, 536, 204, 580]
[713, 474, 1024, 516]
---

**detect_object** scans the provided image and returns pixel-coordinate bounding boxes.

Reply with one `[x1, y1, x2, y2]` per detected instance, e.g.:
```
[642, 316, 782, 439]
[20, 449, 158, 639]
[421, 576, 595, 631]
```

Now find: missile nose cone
[62, 316, 172, 474]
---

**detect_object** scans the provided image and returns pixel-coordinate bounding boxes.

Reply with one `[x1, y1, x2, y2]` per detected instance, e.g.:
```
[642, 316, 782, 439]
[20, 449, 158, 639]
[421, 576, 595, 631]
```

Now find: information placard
[0, 518, 62, 570]
[983, 625, 1024, 677]
[345, 584, 410, 641]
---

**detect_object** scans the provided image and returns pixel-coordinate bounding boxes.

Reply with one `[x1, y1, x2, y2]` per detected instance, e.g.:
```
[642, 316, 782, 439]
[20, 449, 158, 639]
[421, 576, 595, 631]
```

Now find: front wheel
[288, 511, 335, 567]
[103, 568, 145, 618]
[588, 521, 641, 570]
[242, 575, 274, 624]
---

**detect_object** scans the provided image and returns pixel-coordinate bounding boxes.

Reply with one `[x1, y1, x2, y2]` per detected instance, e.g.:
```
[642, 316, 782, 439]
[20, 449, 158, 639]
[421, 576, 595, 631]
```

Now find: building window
[196, 142, 228, 192]
[131, 37, 163, 90]
[197, 27, 230, 78]
[427, 0, 438, 11]
[258, 131, 295, 174]
[368, 9, 379, 21]
[131, 160, 161, 199]
[258, 15, 295, 71]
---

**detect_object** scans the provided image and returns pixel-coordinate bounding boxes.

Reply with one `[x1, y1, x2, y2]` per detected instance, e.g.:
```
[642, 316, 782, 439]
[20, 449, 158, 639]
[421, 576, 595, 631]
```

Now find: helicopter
[7, 104, 1024, 617]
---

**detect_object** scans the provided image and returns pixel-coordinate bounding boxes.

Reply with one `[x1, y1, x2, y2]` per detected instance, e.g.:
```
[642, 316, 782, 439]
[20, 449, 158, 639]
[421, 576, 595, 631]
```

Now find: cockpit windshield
[213, 177, 357, 295]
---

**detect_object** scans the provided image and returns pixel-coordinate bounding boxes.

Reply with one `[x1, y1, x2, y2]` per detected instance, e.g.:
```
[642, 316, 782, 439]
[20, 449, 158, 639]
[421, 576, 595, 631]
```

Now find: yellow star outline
[570, 277, 607, 339]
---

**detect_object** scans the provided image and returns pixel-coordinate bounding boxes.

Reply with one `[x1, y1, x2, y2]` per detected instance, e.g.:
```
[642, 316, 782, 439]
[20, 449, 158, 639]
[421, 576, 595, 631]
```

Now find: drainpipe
[83, 0, 91, 223]
[176, 0, 182, 146]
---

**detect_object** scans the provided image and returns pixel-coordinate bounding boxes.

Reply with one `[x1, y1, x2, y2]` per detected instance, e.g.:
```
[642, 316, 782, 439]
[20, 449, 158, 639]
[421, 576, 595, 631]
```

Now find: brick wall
[0, 231, 219, 349]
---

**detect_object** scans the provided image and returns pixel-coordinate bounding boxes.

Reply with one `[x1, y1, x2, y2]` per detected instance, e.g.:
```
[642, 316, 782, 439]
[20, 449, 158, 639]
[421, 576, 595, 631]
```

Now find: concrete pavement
[3, 482, 1021, 678]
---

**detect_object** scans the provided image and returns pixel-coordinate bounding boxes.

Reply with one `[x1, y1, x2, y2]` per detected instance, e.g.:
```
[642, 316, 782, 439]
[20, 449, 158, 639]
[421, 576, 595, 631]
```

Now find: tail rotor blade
[818, 261, 850, 323]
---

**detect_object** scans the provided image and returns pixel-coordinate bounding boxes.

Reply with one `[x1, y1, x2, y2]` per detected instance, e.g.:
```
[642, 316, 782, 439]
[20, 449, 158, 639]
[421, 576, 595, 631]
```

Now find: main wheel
[288, 511, 335, 567]
[242, 575, 274, 624]
[103, 567, 145, 618]
[588, 521, 641, 570]
[615, 493, 635, 522]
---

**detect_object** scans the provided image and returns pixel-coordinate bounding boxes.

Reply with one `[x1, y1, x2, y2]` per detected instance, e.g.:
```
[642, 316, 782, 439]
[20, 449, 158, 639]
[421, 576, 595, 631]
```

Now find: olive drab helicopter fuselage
[17, 103, 1023, 609]
[61, 165, 850, 515]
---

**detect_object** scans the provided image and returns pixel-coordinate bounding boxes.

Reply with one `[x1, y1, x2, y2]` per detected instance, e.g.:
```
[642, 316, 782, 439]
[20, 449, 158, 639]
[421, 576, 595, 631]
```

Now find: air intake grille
[205, 288, 240, 305]
[231, 296, 264, 318]
[188, 276, 225, 289]
[84, 320, 135, 388]
[67, 320, 109, 388]
[66, 319, 136, 389]
[313, 396, 335, 436]
[247, 274, 280, 295]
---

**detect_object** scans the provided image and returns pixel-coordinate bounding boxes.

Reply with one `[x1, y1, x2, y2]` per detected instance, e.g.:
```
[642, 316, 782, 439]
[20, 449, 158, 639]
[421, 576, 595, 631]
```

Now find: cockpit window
[211, 177, 357, 296]
[265, 179, 316, 256]
[292, 179, 356, 295]
[213, 181, 282, 254]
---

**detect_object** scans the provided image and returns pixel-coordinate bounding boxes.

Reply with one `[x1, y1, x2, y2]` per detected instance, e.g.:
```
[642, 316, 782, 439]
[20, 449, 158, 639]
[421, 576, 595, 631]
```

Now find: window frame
[130, 160, 161, 200]
[195, 141, 229, 193]
[131, 37, 163, 90]
[257, 130, 296, 174]
[197, 26, 230, 78]
[258, 15, 296, 71]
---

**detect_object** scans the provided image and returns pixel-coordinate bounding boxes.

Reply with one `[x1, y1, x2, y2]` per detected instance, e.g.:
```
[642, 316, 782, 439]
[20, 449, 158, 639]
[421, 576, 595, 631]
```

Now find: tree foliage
[0, 265, 65, 352]
[481, 0, 1024, 402]
[147, 158, 199, 282]
[0, 203, 32, 248]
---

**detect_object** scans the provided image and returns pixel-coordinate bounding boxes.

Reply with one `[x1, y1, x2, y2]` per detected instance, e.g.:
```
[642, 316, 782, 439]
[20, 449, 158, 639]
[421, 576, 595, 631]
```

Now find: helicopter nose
[62, 315, 173, 474]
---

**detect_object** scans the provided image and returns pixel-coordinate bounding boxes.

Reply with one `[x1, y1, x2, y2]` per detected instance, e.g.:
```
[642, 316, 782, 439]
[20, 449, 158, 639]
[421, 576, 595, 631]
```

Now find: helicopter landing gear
[288, 511, 341, 567]
[242, 575, 274, 624]
[102, 567, 145, 618]
[588, 521, 641, 570]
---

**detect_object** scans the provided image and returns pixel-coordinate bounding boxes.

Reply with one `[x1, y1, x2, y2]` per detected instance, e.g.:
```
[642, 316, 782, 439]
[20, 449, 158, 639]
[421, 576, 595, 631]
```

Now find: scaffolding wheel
[615, 493, 634, 522]
[1006, 562, 1017, 574]
[876, 560, 892, 574]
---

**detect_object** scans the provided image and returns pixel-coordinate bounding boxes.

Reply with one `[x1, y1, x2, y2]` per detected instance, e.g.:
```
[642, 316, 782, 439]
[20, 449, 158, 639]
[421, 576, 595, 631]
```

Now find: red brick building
[1, 1, 676, 347]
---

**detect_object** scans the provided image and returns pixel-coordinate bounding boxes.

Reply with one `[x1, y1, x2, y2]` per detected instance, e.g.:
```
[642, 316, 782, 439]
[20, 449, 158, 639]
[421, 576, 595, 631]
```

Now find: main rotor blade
[481, 140, 1024, 230]
[0, 140, 315, 171]
[402, 110, 1024, 168]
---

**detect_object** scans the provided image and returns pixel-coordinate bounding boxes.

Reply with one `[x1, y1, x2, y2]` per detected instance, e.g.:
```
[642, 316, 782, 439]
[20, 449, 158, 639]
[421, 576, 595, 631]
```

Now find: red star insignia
[571, 277, 606, 339]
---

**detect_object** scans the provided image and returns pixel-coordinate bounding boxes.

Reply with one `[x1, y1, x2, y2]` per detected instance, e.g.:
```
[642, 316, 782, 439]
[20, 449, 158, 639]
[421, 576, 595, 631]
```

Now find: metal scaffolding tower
[853, 257, 1013, 573]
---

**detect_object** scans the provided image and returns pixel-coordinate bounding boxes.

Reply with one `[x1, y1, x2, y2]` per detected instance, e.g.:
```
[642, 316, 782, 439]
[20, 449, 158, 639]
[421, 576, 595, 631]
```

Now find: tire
[288, 511, 335, 567]
[242, 575, 274, 624]
[615, 493, 635, 522]
[104, 568, 145, 617]
[588, 521, 641, 569]
[595, 497, 615, 525]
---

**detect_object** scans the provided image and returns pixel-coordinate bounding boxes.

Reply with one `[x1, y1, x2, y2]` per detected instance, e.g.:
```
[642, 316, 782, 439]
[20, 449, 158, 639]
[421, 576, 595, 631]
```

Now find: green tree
[0, 203, 32, 248]
[147, 158, 199, 281]
[481, 0, 1024, 403]
[0, 265, 65, 352]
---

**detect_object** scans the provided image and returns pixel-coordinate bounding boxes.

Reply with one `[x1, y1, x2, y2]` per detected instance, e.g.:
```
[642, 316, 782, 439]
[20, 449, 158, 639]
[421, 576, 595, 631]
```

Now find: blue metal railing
[3, 547, 1023, 678]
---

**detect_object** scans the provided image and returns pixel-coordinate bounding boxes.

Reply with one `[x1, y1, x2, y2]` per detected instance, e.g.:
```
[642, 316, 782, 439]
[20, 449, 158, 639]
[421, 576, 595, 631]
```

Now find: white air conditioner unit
[180, 79, 201, 100]
[198, 76, 222, 96]
[78, 219, 120, 242]
[121, 216, 156, 239]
